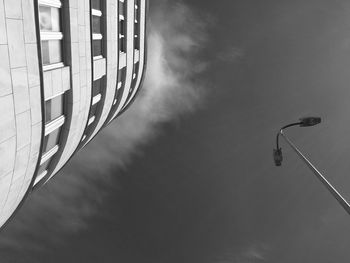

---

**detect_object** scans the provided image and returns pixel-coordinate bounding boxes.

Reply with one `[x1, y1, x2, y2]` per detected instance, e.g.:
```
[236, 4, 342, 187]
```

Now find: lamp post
[273, 117, 350, 215]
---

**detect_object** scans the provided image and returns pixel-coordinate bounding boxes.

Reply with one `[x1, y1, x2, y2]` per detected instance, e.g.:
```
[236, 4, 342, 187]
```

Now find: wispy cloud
[215, 244, 269, 263]
[217, 46, 245, 63]
[0, 0, 210, 258]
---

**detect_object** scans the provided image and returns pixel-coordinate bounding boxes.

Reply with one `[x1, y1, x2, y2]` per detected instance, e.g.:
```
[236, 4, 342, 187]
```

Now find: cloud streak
[217, 46, 245, 63]
[0, 0, 209, 259]
[215, 244, 269, 263]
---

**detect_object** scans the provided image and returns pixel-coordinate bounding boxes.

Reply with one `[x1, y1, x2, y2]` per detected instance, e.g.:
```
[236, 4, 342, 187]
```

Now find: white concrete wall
[123, 0, 146, 109]
[84, 0, 118, 146]
[110, 0, 135, 120]
[48, 0, 92, 181]
[0, 0, 42, 227]
[0, 0, 147, 229]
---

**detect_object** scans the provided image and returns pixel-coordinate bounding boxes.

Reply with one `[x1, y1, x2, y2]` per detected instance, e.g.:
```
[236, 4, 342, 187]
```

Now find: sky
[2, 0, 350, 262]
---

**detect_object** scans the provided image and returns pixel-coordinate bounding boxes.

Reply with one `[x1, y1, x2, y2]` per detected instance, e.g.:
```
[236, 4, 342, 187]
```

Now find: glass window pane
[134, 35, 139, 49]
[41, 40, 63, 65]
[92, 79, 101, 96]
[119, 20, 125, 35]
[119, 36, 126, 52]
[133, 63, 139, 79]
[38, 159, 51, 175]
[39, 6, 51, 30]
[45, 95, 64, 123]
[114, 89, 121, 101]
[43, 128, 61, 154]
[92, 16, 101, 33]
[41, 41, 50, 65]
[134, 24, 139, 36]
[93, 40, 102, 56]
[119, 1, 125, 16]
[117, 81, 123, 90]
[117, 67, 126, 82]
[92, 0, 101, 10]
[49, 40, 62, 64]
[86, 124, 95, 137]
[89, 104, 98, 118]
[39, 6, 60, 31]
[51, 7, 60, 31]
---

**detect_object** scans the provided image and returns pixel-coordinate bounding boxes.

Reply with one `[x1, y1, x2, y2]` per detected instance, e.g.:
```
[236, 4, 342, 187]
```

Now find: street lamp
[273, 117, 350, 215]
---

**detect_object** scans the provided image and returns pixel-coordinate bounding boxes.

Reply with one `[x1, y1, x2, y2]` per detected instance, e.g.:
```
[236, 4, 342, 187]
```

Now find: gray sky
[2, 0, 350, 262]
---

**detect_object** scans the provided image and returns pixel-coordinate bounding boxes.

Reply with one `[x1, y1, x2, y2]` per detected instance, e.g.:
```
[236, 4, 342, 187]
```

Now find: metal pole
[280, 130, 350, 215]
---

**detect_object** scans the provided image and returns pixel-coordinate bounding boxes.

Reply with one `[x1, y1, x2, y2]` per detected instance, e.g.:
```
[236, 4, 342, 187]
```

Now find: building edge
[0, 0, 46, 233]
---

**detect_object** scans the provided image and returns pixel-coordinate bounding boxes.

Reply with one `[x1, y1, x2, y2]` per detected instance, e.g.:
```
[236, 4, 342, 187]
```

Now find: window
[120, 19, 126, 36]
[39, 0, 63, 68]
[39, 5, 60, 31]
[119, 0, 127, 53]
[106, 65, 126, 122]
[92, 93, 101, 105]
[38, 112, 64, 180]
[134, 0, 140, 50]
[79, 0, 108, 148]
[41, 40, 63, 65]
[89, 104, 98, 118]
[127, 63, 139, 101]
[116, 67, 126, 100]
[118, 67, 126, 83]
[113, 68, 126, 106]
[133, 62, 139, 77]
[92, 16, 102, 33]
[134, 35, 139, 50]
[93, 40, 103, 57]
[119, 19, 126, 52]
[45, 94, 64, 123]
[92, 78, 102, 96]
[119, 0, 126, 17]
[35, 0, 67, 186]
[38, 159, 51, 176]
[86, 121, 95, 134]
[88, 116, 96, 126]
[42, 127, 61, 154]
[119, 36, 126, 53]
[92, 1, 104, 58]
[91, 0, 101, 10]
[80, 78, 104, 146]
[40, 81, 65, 181]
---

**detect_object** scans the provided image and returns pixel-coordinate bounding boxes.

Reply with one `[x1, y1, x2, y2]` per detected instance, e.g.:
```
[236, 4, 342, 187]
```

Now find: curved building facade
[0, 0, 147, 229]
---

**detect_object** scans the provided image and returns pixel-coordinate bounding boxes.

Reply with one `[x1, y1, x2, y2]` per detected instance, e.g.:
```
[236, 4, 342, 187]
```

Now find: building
[0, 0, 148, 229]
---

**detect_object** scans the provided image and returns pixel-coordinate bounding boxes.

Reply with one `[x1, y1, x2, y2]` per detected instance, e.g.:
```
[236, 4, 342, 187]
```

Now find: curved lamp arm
[273, 117, 350, 216]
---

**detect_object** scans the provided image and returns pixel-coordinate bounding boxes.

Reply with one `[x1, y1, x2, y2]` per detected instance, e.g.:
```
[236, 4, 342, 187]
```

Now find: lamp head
[299, 117, 321, 127]
[273, 148, 283, 166]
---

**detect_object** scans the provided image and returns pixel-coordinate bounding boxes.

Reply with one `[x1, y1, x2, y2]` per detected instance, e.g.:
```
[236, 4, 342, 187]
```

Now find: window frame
[38, 0, 64, 71]
[91, 3, 104, 58]
[118, 0, 127, 54]
[44, 92, 65, 124]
